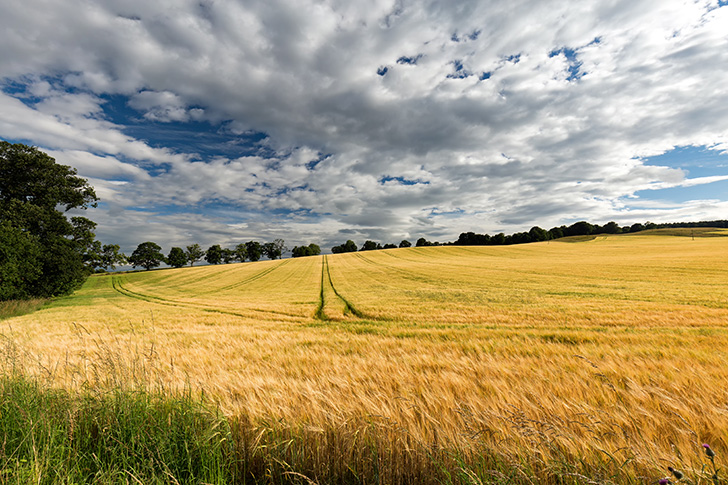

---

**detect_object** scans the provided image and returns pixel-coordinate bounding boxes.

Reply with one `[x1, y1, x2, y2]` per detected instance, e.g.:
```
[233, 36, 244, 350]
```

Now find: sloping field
[4, 231, 728, 481]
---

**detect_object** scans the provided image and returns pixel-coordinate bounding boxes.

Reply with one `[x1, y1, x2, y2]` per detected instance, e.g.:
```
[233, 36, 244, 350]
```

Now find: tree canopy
[1, 141, 99, 300]
[98, 244, 127, 271]
[291, 243, 321, 258]
[361, 240, 381, 251]
[331, 240, 358, 253]
[167, 247, 188, 268]
[246, 241, 263, 261]
[185, 244, 204, 266]
[205, 244, 223, 265]
[263, 239, 287, 260]
[129, 242, 166, 270]
[234, 243, 247, 262]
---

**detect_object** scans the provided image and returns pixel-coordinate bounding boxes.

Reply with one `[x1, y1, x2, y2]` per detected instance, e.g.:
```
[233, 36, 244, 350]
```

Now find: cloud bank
[1, 0, 727, 251]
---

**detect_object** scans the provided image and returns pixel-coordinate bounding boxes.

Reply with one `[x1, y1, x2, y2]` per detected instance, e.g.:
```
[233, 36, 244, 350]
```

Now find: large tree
[185, 244, 204, 266]
[245, 241, 263, 261]
[205, 244, 223, 265]
[331, 240, 357, 253]
[234, 243, 247, 262]
[0, 141, 98, 299]
[273, 239, 287, 259]
[167, 247, 188, 268]
[360, 240, 380, 251]
[99, 244, 127, 271]
[263, 239, 287, 260]
[291, 243, 321, 258]
[0, 223, 43, 300]
[129, 242, 166, 270]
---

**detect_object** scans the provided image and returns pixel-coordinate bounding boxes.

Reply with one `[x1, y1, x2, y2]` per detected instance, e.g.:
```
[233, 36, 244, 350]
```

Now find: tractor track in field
[361, 250, 698, 305]
[111, 275, 302, 321]
[351, 252, 446, 286]
[158, 264, 244, 289]
[315, 255, 365, 320]
[201, 259, 291, 293]
[374, 249, 636, 287]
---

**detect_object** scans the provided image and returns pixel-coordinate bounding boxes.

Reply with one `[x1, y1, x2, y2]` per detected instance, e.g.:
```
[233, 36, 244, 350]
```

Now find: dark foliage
[360, 240, 382, 251]
[245, 241, 263, 262]
[291, 243, 321, 258]
[129, 242, 166, 270]
[221, 248, 236, 264]
[0, 142, 98, 299]
[453, 220, 728, 247]
[234, 243, 247, 262]
[167, 247, 188, 268]
[205, 244, 223, 265]
[263, 239, 287, 260]
[185, 244, 204, 266]
[416, 238, 440, 247]
[331, 240, 358, 253]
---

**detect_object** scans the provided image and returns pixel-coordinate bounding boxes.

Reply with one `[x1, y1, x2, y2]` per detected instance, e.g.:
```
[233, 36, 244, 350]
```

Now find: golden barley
[4, 230, 728, 476]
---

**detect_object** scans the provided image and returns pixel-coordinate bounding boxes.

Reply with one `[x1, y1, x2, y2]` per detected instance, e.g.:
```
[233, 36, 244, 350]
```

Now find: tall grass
[0, 298, 47, 320]
[0, 333, 233, 484]
[0, 376, 233, 484]
[2, 330, 723, 484]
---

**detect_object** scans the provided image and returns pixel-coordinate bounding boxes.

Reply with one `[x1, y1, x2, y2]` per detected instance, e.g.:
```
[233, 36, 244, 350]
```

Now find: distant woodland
[330, 219, 728, 253]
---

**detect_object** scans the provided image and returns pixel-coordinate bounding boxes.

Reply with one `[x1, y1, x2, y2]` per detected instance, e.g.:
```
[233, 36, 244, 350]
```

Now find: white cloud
[45, 149, 150, 181]
[0, 91, 189, 165]
[128, 90, 203, 122]
[2, 0, 728, 251]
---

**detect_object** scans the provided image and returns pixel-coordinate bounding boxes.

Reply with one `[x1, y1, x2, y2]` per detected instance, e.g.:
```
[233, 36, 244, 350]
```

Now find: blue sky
[639, 146, 728, 203]
[1, 0, 728, 253]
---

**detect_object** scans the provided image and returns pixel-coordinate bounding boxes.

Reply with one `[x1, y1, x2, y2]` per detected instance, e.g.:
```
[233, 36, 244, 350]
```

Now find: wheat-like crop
[4, 232, 728, 480]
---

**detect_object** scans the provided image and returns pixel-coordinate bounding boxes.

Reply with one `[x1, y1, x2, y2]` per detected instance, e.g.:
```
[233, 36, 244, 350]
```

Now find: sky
[1, 0, 728, 254]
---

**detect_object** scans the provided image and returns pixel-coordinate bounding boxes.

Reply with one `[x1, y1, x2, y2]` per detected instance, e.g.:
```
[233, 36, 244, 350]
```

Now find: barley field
[4, 230, 728, 483]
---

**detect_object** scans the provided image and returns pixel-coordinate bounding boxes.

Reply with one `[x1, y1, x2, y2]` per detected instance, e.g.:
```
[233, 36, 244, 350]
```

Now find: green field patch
[556, 235, 599, 242]
[0, 299, 49, 320]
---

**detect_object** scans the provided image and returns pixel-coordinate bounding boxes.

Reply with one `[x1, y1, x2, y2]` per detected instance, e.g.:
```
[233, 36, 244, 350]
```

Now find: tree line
[127, 239, 290, 271]
[453, 220, 728, 246]
[327, 219, 728, 255]
[127, 240, 327, 270]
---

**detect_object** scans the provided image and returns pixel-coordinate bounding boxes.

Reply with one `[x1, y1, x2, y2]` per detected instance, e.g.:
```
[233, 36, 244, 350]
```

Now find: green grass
[0, 375, 233, 484]
[1, 364, 723, 484]
[0, 299, 48, 320]
[0, 371, 534, 485]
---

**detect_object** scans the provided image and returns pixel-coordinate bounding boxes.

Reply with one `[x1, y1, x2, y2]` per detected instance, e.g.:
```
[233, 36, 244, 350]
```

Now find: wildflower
[704, 444, 716, 458]
[659, 479, 671, 485]
[668, 467, 684, 480]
